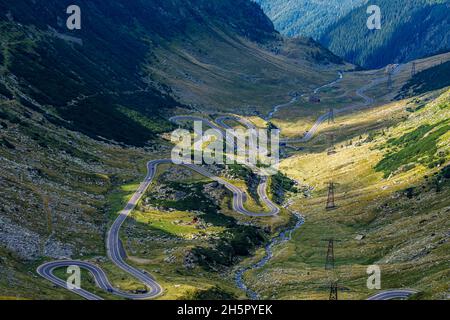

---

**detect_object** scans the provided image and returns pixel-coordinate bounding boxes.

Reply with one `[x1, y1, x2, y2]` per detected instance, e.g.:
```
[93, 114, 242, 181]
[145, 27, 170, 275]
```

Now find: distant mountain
[254, 0, 365, 39]
[320, 0, 450, 68]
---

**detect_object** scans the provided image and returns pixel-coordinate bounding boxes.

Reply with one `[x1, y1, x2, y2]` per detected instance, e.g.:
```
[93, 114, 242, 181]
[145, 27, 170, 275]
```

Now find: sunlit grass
[243, 89, 450, 300]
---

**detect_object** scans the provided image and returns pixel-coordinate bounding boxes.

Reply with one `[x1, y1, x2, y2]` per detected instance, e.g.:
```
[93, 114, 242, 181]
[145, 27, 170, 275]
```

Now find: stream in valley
[234, 213, 305, 299]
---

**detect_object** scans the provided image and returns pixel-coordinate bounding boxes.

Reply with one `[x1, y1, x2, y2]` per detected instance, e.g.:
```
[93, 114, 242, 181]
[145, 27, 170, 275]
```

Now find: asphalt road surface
[266, 72, 344, 121]
[279, 65, 403, 144]
[37, 66, 414, 300]
[37, 156, 279, 299]
[367, 289, 417, 300]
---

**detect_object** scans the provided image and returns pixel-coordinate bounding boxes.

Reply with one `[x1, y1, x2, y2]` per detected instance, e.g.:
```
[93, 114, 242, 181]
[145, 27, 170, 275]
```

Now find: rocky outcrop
[43, 235, 74, 260]
[0, 215, 41, 260]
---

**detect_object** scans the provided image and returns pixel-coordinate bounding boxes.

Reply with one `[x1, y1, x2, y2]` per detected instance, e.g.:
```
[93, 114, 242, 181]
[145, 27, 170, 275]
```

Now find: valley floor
[237, 53, 450, 300]
[1, 52, 449, 300]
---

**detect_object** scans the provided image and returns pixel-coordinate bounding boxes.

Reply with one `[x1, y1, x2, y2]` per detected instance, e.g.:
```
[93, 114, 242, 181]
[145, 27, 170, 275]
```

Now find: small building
[309, 95, 321, 103]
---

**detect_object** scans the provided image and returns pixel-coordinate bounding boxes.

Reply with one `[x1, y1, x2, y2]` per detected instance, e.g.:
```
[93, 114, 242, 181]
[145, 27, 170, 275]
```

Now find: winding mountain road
[276, 66, 404, 144]
[266, 72, 343, 121]
[224, 66, 418, 300]
[37, 65, 413, 300]
[367, 289, 417, 300]
[37, 154, 278, 299]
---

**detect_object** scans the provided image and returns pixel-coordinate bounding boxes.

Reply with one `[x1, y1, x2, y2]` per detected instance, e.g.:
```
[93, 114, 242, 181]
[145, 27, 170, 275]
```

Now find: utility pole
[322, 238, 341, 270]
[387, 71, 392, 90]
[327, 133, 336, 155]
[321, 239, 342, 300]
[324, 239, 335, 270]
[326, 181, 337, 210]
[328, 108, 335, 124]
[329, 281, 338, 300]
[323, 239, 342, 299]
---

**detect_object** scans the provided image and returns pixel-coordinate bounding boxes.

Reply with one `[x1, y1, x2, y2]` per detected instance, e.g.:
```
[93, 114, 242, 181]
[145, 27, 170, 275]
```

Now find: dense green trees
[320, 0, 450, 68]
[255, 0, 365, 39]
[256, 0, 449, 68]
[399, 61, 450, 98]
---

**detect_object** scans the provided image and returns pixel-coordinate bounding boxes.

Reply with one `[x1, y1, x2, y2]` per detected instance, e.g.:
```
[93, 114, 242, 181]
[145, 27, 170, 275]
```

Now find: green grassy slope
[0, 96, 177, 299]
[0, 0, 345, 144]
[249, 88, 450, 300]
[0, 0, 343, 299]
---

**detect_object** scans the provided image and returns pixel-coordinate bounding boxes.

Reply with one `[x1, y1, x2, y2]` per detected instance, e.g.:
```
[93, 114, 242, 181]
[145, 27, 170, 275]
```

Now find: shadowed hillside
[321, 0, 450, 68]
[255, 0, 365, 39]
[0, 0, 344, 144]
[0, 0, 344, 300]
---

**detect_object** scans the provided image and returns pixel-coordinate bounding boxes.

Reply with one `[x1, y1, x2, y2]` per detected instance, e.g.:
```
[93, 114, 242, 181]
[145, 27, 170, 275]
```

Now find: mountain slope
[250, 86, 450, 300]
[0, 0, 345, 299]
[0, 0, 344, 144]
[398, 60, 450, 99]
[254, 0, 365, 39]
[0, 0, 282, 146]
[320, 0, 450, 68]
[148, 33, 345, 114]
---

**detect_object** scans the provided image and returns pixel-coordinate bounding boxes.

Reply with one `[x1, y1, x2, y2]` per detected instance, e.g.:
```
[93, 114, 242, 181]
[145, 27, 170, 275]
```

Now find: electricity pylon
[325, 239, 336, 270]
[327, 134, 336, 155]
[411, 62, 416, 77]
[387, 71, 393, 90]
[329, 281, 338, 300]
[326, 181, 337, 210]
[328, 108, 335, 124]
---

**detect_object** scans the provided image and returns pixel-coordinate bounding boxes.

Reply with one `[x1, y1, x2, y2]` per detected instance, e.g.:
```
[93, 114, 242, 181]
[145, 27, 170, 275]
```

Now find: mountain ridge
[255, 0, 450, 68]
[320, 0, 450, 68]
[254, 0, 365, 39]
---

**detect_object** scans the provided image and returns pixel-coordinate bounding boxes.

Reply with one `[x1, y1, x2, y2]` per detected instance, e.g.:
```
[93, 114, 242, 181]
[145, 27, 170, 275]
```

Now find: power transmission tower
[322, 238, 341, 270]
[321, 238, 342, 299]
[328, 108, 335, 124]
[387, 71, 392, 90]
[411, 62, 416, 77]
[324, 239, 335, 270]
[327, 133, 336, 155]
[326, 181, 337, 210]
[329, 281, 338, 300]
